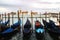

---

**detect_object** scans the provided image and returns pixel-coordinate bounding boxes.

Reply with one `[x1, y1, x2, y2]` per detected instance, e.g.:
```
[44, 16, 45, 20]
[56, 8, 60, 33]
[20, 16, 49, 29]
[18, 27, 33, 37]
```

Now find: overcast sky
[0, 0, 60, 14]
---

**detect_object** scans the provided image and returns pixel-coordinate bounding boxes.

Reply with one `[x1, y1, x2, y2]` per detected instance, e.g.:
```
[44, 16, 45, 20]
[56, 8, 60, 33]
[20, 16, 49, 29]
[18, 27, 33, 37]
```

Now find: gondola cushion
[36, 28, 44, 33]
[2, 28, 14, 34]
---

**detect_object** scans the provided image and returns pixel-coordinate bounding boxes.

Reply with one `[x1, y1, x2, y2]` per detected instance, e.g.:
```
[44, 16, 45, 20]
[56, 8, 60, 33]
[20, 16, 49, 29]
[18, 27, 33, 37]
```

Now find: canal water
[9, 30, 53, 40]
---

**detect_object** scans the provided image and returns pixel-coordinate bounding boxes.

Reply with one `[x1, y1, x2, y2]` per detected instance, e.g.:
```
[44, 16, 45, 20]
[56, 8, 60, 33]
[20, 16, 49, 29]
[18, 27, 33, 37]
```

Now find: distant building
[43, 12, 58, 18]
[43, 12, 60, 25]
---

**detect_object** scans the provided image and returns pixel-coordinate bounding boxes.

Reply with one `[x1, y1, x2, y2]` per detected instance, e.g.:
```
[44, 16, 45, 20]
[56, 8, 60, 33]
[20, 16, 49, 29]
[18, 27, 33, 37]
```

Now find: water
[9, 31, 53, 40]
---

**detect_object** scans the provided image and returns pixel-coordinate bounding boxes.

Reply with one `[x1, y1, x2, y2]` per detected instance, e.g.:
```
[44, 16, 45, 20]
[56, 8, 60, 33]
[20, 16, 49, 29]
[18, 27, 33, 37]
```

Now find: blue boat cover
[1, 20, 10, 25]
[2, 19, 21, 34]
[2, 28, 14, 34]
[36, 28, 44, 33]
[11, 19, 21, 28]
[24, 28, 30, 33]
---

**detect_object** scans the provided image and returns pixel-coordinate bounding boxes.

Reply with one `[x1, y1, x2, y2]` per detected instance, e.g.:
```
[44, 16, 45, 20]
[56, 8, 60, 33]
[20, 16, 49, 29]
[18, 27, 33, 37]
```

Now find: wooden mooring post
[5, 13, 6, 23]
[17, 10, 21, 32]
[22, 10, 28, 30]
[11, 12, 16, 25]
[31, 11, 38, 31]
[2, 14, 3, 23]
[0, 14, 1, 32]
[8, 13, 10, 27]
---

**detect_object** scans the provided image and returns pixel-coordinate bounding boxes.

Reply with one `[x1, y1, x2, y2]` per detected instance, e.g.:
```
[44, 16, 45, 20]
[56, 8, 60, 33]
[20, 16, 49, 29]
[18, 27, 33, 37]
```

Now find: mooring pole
[31, 11, 33, 32]
[31, 11, 37, 31]
[11, 12, 14, 24]
[0, 14, 1, 32]
[21, 11, 23, 30]
[0, 14, 1, 21]
[2, 14, 3, 23]
[17, 10, 21, 32]
[59, 12, 60, 28]
[22, 11, 28, 29]
[8, 13, 10, 27]
[40, 12, 41, 21]
[11, 12, 16, 25]
[45, 12, 47, 21]
[5, 13, 6, 23]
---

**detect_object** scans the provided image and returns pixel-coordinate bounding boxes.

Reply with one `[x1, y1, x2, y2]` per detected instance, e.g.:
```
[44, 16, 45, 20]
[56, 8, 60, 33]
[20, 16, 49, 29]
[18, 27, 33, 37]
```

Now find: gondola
[42, 19, 50, 30]
[0, 20, 10, 32]
[35, 20, 44, 40]
[43, 19, 60, 40]
[0, 19, 21, 40]
[23, 19, 32, 40]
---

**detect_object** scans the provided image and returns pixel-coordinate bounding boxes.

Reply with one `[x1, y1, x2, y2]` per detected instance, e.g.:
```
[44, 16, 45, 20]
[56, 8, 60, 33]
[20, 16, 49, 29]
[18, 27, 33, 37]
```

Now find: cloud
[0, 0, 60, 8]
[0, 0, 60, 13]
[0, 7, 12, 14]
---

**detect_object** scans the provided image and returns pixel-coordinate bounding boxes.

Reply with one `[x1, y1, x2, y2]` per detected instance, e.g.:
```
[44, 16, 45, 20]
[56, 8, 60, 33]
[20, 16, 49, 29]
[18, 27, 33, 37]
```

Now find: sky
[0, 0, 60, 14]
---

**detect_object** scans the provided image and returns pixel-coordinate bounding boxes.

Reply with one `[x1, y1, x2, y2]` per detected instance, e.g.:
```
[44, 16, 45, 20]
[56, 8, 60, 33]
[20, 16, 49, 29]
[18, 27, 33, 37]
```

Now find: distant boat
[43, 19, 60, 40]
[35, 20, 44, 40]
[0, 19, 21, 39]
[23, 19, 32, 40]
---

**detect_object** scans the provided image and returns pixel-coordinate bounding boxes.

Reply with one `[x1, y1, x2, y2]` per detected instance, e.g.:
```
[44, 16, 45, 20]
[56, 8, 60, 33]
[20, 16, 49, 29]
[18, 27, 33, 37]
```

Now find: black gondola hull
[23, 30, 32, 40]
[0, 29, 19, 40]
[46, 29, 60, 40]
[35, 31, 44, 40]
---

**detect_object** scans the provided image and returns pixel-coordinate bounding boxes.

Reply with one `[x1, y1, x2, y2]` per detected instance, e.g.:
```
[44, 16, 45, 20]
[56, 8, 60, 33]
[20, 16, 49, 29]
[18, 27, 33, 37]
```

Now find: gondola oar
[35, 20, 44, 40]
[23, 19, 32, 40]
